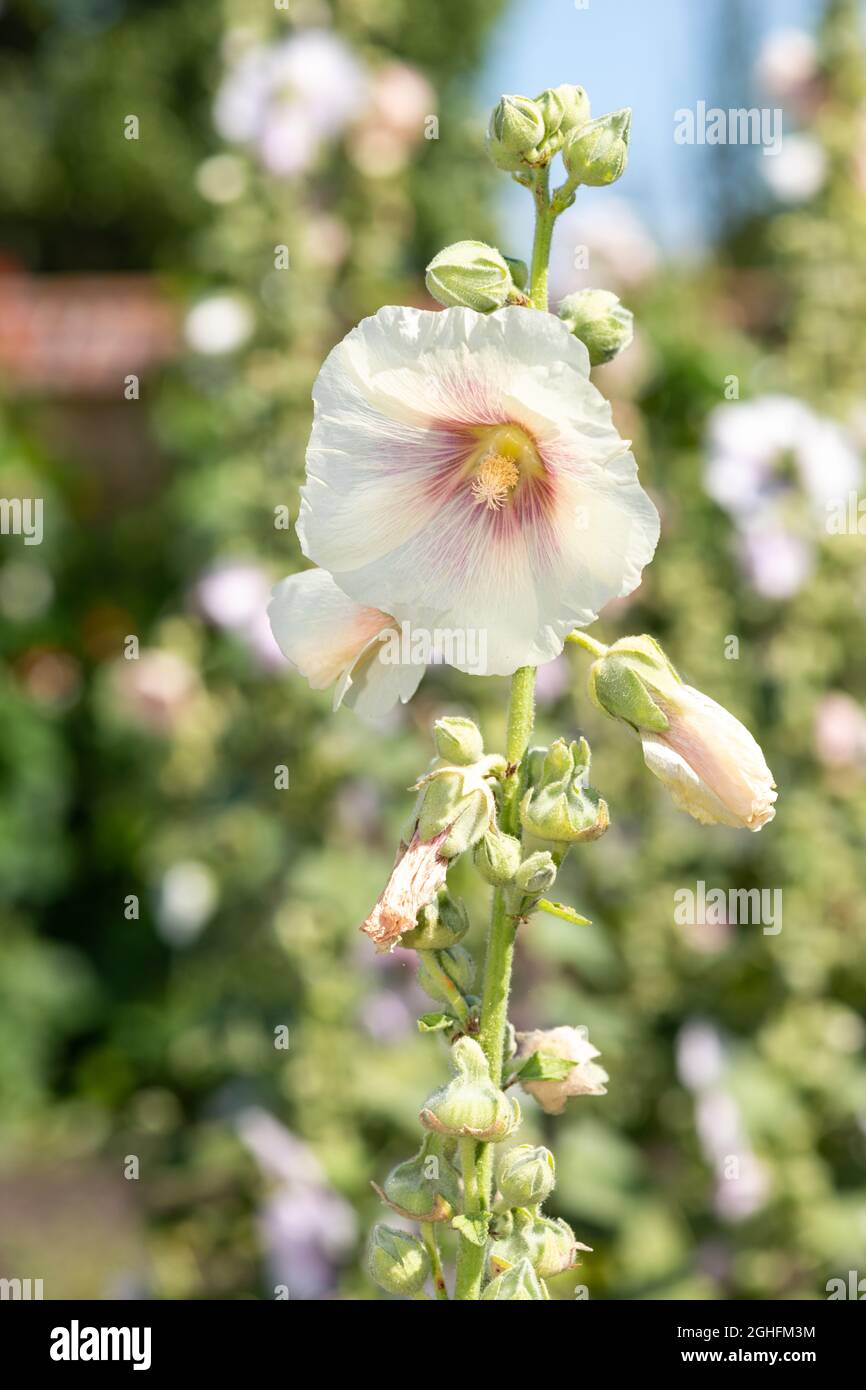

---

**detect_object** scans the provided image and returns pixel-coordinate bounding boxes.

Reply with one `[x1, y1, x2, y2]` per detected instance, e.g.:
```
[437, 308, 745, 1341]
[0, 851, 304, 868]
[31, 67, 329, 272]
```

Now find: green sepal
[514, 1051, 577, 1082]
[536, 899, 591, 926]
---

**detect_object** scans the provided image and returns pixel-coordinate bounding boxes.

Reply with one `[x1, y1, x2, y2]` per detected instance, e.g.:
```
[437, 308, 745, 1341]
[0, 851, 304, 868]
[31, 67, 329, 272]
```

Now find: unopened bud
[558, 288, 634, 366]
[426, 242, 516, 313]
[496, 1144, 556, 1207]
[401, 889, 469, 951]
[481, 1257, 547, 1300]
[433, 715, 484, 765]
[420, 1036, 520, 1142]
[474, 828, 522, 886]
[367, 1224, 430, 1296]
[378, 1134, 460, 1223]
[416, 944, 475, 1004]
[563, 107, 631, 186]
[489, 94, 546, 154]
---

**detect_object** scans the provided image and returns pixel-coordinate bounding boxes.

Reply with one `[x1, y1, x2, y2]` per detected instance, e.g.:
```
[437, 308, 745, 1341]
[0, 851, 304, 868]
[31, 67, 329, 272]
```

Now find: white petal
[298, 305, 658, 675]
[268, 569, 423, 717]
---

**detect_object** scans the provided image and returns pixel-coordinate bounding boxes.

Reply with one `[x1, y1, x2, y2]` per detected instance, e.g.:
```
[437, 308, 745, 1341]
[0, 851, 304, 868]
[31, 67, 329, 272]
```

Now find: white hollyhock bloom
[268, 568, 423, 718]
[640, 685, 777, 830]
[296, 306, 659, 676]
[515, 1026, 608, 1115]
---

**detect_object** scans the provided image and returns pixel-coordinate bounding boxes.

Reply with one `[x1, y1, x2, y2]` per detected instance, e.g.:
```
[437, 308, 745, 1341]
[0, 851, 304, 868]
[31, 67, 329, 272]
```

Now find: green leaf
[452, 1214, 490, 1247]
[515, 1051, 576, 1082]
[536, 898, 591, 926]
[418, 1011, 453, 1033]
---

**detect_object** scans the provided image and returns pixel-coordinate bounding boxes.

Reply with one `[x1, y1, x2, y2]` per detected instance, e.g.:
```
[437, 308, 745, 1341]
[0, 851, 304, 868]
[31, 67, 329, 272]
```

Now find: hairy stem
[454, 1138, 484, 1299]
[454, 667, 537, 1299]
[529, 165, 554, 311]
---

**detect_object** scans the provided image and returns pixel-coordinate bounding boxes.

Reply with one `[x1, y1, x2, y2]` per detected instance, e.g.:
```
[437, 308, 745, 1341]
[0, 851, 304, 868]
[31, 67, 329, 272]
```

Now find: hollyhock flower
[214, 30, 368, 177]
[296, 305, 659, 676]
[268, 568, 424, 718]
[515, 1025, 609, 1114]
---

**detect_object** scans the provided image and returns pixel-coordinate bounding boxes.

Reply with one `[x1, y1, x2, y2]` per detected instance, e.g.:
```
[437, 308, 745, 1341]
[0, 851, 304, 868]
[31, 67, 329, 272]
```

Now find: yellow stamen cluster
[471, 453, 521, 511]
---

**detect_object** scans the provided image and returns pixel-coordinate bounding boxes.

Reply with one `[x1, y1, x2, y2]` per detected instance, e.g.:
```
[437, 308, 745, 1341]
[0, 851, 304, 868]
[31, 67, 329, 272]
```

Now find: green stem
[454, 1138, 485, 1300]
[453, 667, 537, 1300]
[529, 165, 555, 311]
[566, 630, 609, 658]
[420, 1221, 449, 1300]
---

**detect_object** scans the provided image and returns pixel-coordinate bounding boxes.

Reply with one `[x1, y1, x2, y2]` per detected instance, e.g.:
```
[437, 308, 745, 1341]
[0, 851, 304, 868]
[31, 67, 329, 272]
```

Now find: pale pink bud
[515, 1026, 608, 1115]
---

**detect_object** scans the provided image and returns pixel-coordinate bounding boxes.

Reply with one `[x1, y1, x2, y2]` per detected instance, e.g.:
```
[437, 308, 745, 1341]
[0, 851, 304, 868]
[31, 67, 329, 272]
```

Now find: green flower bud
[496, 1144, 556, 1207]
[503, 256, 529, 292]
[520, 738, 609, 846]
[489, 94, 546, 154]
[416, 944, 475, 1004]
[367, 1223, 430, 1296]
[473, 828, 522, 886]
[531, 1215, 587, 1279]
[377, 1134, 461, 1223]
[534, 87, 565, 138]
[586, 634, 677, 732]
[485, 131, 528, 173]
[433, 715, 484, 765]
[401, 889, 469, 951]
[415, 768, 493, 857]
[513, 851, 557, 896]
[563, 107, 631, 186]
[488, 1207, 537, 1275]
[426, 241, 516, 313]
[420, 1036, 521, 1142]
[552, 83, 592, 137]
[558, 288, 634, 366]
[481, 1257, 546, 1300]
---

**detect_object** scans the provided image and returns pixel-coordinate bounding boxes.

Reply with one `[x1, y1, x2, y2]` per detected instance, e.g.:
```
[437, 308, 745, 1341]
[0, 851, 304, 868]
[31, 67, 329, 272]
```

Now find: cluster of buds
[482, 1145, 592, 1299]
[485, 85, 591, 172]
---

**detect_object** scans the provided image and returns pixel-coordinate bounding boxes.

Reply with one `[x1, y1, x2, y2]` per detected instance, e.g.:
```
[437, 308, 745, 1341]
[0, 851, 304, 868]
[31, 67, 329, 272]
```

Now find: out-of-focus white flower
[706, 394, 863, 599]
[677, 1020, 726, 1092]
[295, 305, 659, 677]
[814, 692, 866, 768]
[515, 1025, 608, 1114]
[736, 522, 813, 600]
[268, 568, 424, 717]
[185, 294, 254, 356]
[755, 28, 818, 104]
[762, 133, 826, 203]
[156, 861, 219, 946]
[214, 29, 368, 176]
[193, 560, 284, 671]
[348, 62, 436, 176]
[549, 200, 659, 302]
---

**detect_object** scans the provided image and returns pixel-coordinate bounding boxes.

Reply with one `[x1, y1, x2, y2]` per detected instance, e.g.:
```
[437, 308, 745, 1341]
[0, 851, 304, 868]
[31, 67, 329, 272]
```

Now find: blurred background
[1, 0, 865, 1300]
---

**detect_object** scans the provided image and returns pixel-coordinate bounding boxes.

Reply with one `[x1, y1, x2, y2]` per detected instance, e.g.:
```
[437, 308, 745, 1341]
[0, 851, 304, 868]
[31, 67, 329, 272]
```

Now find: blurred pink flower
[813, 692, 866, 768]
[214, 30, 368, 176]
